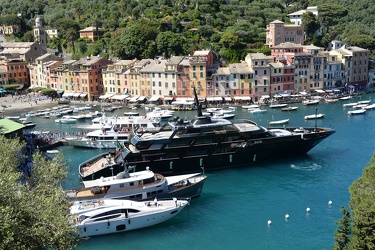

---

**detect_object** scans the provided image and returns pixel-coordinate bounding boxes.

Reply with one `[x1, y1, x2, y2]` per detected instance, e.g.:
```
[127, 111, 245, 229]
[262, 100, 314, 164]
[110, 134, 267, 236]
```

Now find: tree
[220, 30, 240, 49]
[302, 11, 320, 38]
[333, 206, 351, 250]
[0, 136, 79, 249]
[156, 31, 184, 58]
[348, 153, 375, 249]
[110, 23, 158, 59]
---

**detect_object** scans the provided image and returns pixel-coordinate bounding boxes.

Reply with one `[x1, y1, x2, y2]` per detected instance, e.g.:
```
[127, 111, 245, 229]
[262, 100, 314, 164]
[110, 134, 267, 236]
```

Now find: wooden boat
[304, 114, 325, 120]
[268, 119, 289, 125]
[348, 109, 366, 115]
[281, 106, 298, 111]
[70, 198, 189, 237]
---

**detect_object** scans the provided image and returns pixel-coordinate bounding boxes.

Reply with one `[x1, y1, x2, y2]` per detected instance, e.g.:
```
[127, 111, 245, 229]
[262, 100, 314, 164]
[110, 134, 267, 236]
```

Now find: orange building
[0, 58, 29, 88]
[79, 27, 105, 42]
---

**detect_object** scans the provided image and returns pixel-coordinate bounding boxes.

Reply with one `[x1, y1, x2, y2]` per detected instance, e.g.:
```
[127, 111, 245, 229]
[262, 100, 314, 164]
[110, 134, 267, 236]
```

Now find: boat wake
[290, 161, 322, 171]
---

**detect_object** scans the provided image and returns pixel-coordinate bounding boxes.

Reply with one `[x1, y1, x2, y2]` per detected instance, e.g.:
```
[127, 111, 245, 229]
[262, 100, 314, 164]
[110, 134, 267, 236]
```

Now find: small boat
[242, 104, 259, 109]
[124, 112, 139, 116]
[325, 98, 339, 103]
[248, 108, 267, 114]
[269, 103, 288, 108]
[281, 106, 298, 111]
[18, 118, 37, 130]
[343, 102, 358, 107]
[304, 114, 325, 120]
[210, 112, 236, 119]
[362, 104, 375, 110]
[268, 119, 289, 125]
[357, 100, 371, 104]
[69, 166, 206, 200]
[352, 104, 368, 109]
[55, 116, 78, 124]
[348, 109, 366, 115]
[339, 96, 352, 100]
[302, 100, 320, 105]
[46, 150, 60, 154]
[70, 198, 189, 237]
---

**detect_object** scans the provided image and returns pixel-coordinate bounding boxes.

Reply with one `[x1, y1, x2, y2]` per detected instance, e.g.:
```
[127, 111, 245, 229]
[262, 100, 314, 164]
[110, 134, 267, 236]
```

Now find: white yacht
[70, 198, 189, 237]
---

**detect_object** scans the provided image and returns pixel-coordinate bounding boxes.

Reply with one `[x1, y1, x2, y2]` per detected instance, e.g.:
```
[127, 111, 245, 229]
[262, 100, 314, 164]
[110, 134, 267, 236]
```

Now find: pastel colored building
[79, 27, 105, 42]
[266, 20, 304, 48]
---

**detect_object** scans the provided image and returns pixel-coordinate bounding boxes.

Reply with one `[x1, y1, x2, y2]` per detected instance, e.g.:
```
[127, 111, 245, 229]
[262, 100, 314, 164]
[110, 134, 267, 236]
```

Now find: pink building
[266, 20, 304, 48]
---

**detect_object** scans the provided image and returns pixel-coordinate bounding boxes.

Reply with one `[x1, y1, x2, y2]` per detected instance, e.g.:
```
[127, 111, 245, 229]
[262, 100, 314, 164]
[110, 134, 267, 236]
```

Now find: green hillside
[0, 0, 374, 62]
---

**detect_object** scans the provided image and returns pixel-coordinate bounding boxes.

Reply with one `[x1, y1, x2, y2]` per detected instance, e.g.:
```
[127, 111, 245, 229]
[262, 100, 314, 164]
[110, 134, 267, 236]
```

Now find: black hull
[81, 130, 334, 180]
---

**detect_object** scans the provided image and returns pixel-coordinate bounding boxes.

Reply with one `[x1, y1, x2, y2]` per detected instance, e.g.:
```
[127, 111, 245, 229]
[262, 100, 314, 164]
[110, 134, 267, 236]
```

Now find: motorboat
[18, 118, 36, 130]
[281, 106, 298, 111]
[70, 166, 206, 200]
[339, 96, 352, 100]
[146, 107, 174, 120]
[75, 115, 160, 131]
[64, 127, 130, 149]
[269, 103, 288, 108]
[248, 108, 267, 114]
[362, 104, 375, 110]
[268, 119, 289, 125]
[348, 109, 366, 115]
[304, 114, 325, 120]
[211, 112, 236, 119]
[78, 86, 335, 180]
[343, 102, 358, 107]
[242, 104, 259, 109]
[325, 98, 339, 103]
[70, 198, 189, 237]
[302, 100, 320, 105]
[55, 115, 78, 124]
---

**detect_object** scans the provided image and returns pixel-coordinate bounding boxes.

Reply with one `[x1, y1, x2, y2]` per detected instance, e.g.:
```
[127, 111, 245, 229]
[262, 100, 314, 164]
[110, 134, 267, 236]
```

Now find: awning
[224, 97, 232, 101]
[80, 93, 88, 97]
[261, 95, 270, 99]
[99, 94, 115, 99]
[148, 96, 160, 102]
[73, 92, 82, 97]
[233, 96, 251, 100]
[138, 96, 147, 101]
[206, 97, 223, 101]
[128, 96, 139, 102]
[110, 94, 128, 100]
[164, 97, 174, 101]
[62, 92, 74, 97]
[315, 89, 325, 93]
[57, 90, 64, 94]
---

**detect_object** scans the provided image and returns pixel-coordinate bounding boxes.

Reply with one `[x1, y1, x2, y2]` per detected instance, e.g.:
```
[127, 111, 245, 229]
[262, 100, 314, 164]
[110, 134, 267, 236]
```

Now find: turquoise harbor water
[20, 94, 375, 249]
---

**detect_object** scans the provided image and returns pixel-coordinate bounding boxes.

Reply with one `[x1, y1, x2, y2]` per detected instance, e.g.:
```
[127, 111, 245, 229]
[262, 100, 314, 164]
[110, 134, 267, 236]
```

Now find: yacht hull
[80, 128, 335, 180]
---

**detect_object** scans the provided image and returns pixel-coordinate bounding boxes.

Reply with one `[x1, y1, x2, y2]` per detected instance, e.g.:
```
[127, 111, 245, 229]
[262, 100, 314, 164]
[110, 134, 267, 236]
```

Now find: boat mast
[192, 85, 203, 117]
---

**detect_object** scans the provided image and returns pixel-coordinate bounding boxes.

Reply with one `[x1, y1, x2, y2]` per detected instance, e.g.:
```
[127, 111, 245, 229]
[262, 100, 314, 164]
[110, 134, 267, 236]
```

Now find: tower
[34, 17, 47, 52]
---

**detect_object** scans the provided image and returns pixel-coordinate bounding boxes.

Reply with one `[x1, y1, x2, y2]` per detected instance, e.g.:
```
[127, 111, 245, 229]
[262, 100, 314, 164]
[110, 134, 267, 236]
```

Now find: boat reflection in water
[79, 86, 335, 180]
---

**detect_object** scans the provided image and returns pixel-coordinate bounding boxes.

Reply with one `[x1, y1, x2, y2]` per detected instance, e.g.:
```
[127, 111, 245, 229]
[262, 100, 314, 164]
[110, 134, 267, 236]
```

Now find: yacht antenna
[193, 85, 203, 117]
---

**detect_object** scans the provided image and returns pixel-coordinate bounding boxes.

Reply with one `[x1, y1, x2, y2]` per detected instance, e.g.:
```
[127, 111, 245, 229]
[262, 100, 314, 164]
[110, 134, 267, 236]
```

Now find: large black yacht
[79, 87, 335, 180]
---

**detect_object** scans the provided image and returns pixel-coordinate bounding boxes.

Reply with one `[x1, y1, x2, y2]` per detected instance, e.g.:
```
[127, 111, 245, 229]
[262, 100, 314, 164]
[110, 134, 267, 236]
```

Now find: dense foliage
[0, 136, 79, 250]
[0, 0, 374, 62]
[333, 153, 375, 249]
